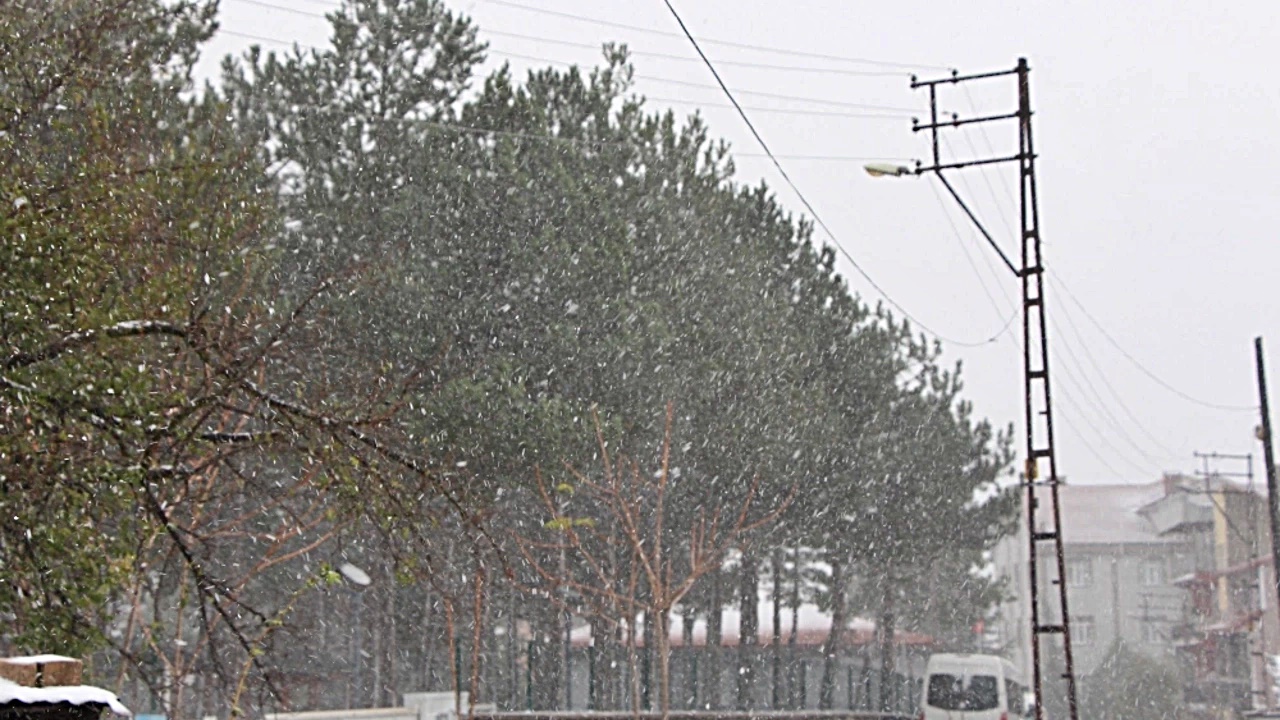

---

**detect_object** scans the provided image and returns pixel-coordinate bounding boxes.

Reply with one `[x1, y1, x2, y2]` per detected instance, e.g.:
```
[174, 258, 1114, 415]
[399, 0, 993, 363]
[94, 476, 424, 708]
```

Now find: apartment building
[991, 475, 1278, 716]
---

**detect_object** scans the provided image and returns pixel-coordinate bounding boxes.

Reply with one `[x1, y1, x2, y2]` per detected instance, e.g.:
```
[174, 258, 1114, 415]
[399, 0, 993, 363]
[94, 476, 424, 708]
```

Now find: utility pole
[1255, 338, 1280, 621]
[908, 58, 1079, 720]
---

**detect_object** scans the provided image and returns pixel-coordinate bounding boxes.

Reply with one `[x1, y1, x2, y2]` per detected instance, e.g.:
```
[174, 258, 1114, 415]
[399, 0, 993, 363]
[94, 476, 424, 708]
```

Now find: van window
[1006, 678, 1028, 716]
[927, 673, 1001, 711]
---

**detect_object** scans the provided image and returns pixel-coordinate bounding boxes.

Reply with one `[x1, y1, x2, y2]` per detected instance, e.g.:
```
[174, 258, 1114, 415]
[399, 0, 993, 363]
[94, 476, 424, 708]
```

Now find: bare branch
[4, 319, 187, 370]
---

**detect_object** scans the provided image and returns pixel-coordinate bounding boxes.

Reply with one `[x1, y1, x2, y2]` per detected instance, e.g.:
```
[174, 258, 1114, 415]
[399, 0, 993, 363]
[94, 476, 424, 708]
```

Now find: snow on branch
[4, 320, 187, 370]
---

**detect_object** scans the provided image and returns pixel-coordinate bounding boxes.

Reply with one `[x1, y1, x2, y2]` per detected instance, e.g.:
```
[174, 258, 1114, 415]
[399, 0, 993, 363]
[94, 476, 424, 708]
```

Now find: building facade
[991, 475, 1279, 716]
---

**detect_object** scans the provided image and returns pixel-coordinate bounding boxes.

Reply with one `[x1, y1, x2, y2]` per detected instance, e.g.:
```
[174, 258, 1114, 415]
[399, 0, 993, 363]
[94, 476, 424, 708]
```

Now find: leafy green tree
[214, 1, 1021, 710]
[0, 6, 472, 719]
[0, 0, 261, 656]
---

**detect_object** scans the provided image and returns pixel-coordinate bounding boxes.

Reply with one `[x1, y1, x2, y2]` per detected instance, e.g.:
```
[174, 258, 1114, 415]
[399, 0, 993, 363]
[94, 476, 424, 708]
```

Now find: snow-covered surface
[0, 655, 79, 665]
[0, 677, 132, 716]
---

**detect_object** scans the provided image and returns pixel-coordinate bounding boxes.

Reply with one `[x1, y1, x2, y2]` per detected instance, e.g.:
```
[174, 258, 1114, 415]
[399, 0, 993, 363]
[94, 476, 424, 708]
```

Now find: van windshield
[927, 673, 1000, 711]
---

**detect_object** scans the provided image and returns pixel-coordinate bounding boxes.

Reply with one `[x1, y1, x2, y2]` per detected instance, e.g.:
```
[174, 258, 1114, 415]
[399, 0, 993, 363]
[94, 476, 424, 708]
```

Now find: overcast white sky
[197, 0, 1280, 487]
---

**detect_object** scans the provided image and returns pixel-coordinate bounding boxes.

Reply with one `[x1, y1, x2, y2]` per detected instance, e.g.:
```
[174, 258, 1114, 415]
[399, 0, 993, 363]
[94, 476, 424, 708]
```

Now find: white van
[920, 653, 1031, 720]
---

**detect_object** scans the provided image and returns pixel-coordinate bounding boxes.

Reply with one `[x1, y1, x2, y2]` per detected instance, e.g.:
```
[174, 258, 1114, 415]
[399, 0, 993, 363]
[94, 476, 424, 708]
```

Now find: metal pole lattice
[911, 57, 1080, 720]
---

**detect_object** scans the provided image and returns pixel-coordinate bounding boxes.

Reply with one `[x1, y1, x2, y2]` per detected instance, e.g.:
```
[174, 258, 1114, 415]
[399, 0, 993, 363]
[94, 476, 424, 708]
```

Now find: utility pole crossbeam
[910, 58, 1080, 720]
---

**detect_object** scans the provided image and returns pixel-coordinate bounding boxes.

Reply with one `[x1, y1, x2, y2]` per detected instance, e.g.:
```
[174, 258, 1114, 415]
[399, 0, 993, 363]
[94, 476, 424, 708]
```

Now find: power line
[222, 0, 933, 77]
[1049, 274, 1258, 413]
[659, 0, 1002, 349]
[479, 27, 909, 77]
[219, 30, 917, 122]
[931, 136, 1177, 466]
[926, 179, 1017, 342]
[947, 99, 1251, 473]
[947, 86, 1256, 416]
[1056, 388, 1159, 477]
[1043, 381, 1132, 479]
[482, 0, 950, 71]
[493, 49, 927, 112]
[227, 0, 325, 17]
[961, 84, 1021, 215]
[214, 20, 928, 114]
[1051, 341, 1180, 467]
[929, 175, 1164, 476]
[1048, 300, 1183, 457]
[939, 95, 1244, 469]
[204, 82, 914, 166]
[650, 99, 915, 120]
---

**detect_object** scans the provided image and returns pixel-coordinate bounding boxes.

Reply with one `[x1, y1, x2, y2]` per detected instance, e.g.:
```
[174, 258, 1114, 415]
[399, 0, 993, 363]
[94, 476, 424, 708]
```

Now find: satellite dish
[339, 562, 372, 587]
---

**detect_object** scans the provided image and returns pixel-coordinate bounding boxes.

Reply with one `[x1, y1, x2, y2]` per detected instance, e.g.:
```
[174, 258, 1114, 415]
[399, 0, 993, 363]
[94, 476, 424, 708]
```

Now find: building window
[1066, 559, 1093, 588]
[1074, 616, 1095, 645]
[1142, 621, 1164, 644]
[1140, 558, 1167, 586]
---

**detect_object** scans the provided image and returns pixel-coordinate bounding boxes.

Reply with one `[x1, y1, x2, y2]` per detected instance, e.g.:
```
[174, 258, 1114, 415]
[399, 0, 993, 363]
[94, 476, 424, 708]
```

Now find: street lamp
[340, 562, 372, 709]
[864, 58, 1081, 720]
[862, 162, 913, 178]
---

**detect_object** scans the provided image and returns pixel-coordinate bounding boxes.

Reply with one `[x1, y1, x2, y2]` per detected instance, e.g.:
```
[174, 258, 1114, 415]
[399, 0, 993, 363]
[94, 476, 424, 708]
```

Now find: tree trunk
[372, 602, 383, 708]
[386, 582, 398, 706]
[469, 563, 486, 718]
[682, 607, 696, 710]
[657, 607, 672, 720]
[640, 607, 652, 711]
[877, 589, 896, 714]
[508, 589, 518, 709]
[789, 549, 801, 708]
[627, 613, 641, 718]
[529, 603, 562, 710]
[707, 569, 723, 710]
[445, 596, 460, 714]
[772, 550, 783, 709]
[736, 552, 759, 711]
[423, 590, 437, 692]
[819, 554, 846, 709]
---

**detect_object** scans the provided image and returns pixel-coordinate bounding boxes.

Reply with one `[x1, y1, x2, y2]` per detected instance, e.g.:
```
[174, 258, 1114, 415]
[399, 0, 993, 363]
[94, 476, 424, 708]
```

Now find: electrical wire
[950, 126, 1018, 250]
[953, 85, 1257, 415]
[492, 49, 927, 112]
[929, 167, 1167, 478]
[649, 99, 916, 120]
[221, 0, 925, 78]
[962, 84, 1021, 214]
[479, 27, 909, 77]
[659, 0, 1004, 349]
[237, 97, 913, 164]
[1049, 275, 1258, 413]
[219, 30, 918, 122]
[481, 0, 950, 71]
[943, 97, 1249, 482]
[226, 0, 323, 17]
[214, 17, 928, 114]
[1055, 389, 1159, 477]
[926, 179, 1017, 343]
[1048, 296, 1184, 457]
[1050, 341, 1181, 467]
[934, 132, 1179, 469]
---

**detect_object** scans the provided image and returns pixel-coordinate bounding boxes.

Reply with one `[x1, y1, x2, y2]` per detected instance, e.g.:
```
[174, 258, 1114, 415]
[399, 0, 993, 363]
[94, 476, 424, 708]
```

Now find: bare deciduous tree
[513, 402, 793, 719]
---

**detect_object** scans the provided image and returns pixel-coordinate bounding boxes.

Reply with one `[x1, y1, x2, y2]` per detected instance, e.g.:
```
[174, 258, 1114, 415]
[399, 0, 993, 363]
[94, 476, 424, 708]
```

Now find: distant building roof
[566, 600, 934, 648]
[1035, 475, 1262, 547]
[1048, 481, 1172, 546]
